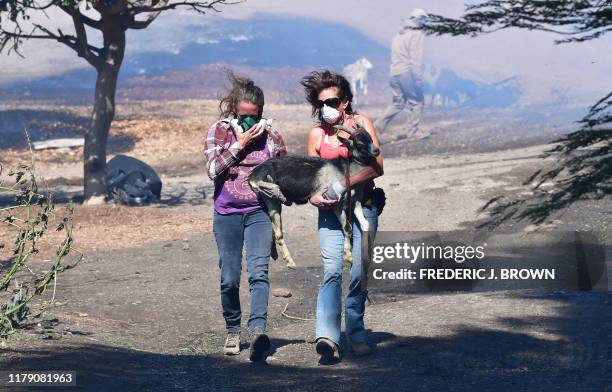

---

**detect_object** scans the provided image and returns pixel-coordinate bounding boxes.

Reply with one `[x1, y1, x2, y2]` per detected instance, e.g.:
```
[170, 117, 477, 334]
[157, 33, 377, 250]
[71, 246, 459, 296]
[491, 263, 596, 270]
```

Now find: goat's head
[358, 58, 373, 69]
[334, 124, 380, 163]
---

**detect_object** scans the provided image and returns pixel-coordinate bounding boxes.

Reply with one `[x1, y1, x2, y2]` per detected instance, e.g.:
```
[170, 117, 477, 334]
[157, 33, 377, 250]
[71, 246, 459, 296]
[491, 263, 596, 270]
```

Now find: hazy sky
[1, 0, 610, 103]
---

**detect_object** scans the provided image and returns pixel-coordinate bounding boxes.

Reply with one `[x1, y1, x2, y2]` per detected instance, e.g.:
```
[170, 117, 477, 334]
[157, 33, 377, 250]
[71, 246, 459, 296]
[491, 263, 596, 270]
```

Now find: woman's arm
[204, 120, 269, 180]
[203, 121, 242, 181]
[344, 115, 384, 187]
[306, 127, 320, 157]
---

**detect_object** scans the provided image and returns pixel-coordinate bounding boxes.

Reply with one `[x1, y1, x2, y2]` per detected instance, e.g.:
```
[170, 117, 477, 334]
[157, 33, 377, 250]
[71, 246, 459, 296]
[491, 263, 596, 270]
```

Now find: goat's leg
[353, 201, 370, 232]
[353, 187, 369, 232]
[256, 179, 288, 205]
[263, 198, 296, 269]
[333, 205, 353, 267]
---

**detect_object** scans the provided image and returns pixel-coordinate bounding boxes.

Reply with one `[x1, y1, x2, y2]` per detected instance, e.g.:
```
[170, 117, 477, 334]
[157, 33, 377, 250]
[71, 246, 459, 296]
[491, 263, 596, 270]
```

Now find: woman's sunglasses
[315, 97, 344, 109]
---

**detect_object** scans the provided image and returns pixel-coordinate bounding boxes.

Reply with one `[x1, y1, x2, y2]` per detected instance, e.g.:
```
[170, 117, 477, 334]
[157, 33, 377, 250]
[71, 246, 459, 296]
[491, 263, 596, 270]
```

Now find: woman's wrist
[229, 141, 243, 156]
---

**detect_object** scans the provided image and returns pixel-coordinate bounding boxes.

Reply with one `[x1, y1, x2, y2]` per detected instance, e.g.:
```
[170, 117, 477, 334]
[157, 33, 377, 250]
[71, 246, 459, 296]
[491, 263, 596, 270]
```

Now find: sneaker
[249, 332, 271, 362]
[350, 342, 372, 356]
[315, 337, 338, 360]
[409, 131, 431, 141]
[223, 333, 241, 355]
[384, 131, 430, 144]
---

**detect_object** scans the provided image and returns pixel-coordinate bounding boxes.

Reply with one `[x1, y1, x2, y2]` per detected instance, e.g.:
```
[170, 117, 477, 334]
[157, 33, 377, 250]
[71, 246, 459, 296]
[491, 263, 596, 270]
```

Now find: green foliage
[0, 162, 80, 338]
[420, 0, 612, 44]
[418, 0, 612, 227]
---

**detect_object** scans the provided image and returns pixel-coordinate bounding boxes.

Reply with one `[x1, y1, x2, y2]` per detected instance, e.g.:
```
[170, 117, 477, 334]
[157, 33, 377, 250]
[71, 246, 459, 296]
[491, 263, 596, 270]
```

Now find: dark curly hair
[300, 70, 354, 120]
[219, 71, 265, 119]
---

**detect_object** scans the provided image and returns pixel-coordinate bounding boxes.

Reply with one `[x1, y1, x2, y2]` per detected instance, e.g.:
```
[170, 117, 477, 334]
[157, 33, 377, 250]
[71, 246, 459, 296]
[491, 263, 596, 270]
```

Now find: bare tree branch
[7, 22, 104, 68]
[57, 3, 104, 29]
[15, 0, 56, 10]
[130, 0, 241, 15]
[79, 13, 103, 29]
[68, 7, 103, 69]
[123, 0, 169, 29]
[0, 27, 56, 56]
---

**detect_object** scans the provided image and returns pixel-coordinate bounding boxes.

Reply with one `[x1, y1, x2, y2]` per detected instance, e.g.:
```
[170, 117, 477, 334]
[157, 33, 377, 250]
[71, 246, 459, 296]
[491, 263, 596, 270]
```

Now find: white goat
[343, 58, 373, 98]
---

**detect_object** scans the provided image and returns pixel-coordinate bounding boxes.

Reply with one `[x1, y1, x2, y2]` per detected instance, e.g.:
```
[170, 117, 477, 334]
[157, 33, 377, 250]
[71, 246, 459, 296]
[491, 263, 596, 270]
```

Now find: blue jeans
[213, 209, 272, 334]
[316, 204, 379, 345]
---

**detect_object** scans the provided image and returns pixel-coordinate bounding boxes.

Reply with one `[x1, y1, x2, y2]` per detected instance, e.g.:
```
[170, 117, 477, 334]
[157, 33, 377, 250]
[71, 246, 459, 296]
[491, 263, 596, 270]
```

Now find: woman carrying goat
[301, 70, 384, 360]
[203, 72, 286, 361]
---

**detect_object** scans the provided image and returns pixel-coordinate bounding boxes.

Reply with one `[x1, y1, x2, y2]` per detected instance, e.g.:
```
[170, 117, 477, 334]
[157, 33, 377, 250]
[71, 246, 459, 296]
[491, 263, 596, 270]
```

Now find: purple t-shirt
[214, 131, 270, 214]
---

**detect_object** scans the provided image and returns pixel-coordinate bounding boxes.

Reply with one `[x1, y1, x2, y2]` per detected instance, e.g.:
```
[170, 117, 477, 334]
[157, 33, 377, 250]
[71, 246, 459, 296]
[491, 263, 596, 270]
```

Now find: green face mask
[238, 115, 260, 132]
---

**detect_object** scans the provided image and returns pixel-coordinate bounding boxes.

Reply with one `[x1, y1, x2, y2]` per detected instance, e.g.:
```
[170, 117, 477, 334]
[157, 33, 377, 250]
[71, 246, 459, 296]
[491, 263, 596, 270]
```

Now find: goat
[248, 124, 380, 269]
[343, 58, 373, 98]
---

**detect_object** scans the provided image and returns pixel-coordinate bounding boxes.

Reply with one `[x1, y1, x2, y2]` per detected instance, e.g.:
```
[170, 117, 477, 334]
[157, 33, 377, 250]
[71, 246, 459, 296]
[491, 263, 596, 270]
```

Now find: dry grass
[0, 99, 312, 174]
[0, 204, 212, 261]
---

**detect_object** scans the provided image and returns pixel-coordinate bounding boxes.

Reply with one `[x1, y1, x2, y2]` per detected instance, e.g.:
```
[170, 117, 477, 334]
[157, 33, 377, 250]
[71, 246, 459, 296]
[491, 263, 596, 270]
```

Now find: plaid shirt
[203, 119, 287, 181]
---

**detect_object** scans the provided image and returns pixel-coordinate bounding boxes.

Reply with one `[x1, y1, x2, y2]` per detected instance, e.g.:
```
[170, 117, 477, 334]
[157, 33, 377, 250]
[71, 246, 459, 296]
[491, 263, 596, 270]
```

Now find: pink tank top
[319, 116, 355, 159]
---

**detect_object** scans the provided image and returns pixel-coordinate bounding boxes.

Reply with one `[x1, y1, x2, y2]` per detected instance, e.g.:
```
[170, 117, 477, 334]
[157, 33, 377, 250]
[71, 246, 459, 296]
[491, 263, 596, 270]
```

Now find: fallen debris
[272, 288, 292, 298]
[280, 303, 313, 321]
[32, 138, 84, 150]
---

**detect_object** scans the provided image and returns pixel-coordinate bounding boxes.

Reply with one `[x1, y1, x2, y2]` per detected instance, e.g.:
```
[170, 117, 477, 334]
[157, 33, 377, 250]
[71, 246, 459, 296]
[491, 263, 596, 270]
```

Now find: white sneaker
[223, 333, 241, 355]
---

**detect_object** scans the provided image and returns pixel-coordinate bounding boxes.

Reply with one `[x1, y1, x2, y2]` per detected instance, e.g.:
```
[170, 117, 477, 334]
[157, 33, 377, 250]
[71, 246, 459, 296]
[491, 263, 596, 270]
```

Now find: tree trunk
[83, 18, 125, 201]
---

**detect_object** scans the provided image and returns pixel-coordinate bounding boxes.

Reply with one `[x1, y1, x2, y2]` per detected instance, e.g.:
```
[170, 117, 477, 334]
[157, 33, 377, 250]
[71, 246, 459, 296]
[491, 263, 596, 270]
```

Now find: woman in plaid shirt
[203, 73, 286, 361]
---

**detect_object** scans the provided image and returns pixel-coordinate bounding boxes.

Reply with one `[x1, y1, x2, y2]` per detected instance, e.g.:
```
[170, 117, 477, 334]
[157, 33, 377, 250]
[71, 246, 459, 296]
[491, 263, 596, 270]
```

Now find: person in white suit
[375, 8, 430, 141]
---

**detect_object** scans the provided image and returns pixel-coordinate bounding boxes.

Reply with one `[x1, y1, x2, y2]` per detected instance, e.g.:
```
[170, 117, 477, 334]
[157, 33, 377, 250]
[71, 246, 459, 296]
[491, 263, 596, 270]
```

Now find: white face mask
[321, 105, 342, 124]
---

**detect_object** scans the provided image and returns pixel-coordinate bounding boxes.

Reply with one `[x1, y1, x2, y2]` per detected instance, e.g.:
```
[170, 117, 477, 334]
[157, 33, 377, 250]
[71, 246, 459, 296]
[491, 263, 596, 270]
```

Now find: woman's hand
[233, 122, 265, 148]
[322, 181, 347, 201]
[309, 187, 339, 209]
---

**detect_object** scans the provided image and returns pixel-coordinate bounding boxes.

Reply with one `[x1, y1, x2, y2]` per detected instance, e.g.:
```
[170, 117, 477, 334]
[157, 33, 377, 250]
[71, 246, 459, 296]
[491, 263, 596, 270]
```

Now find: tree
[0, 0, 235, 202]
[419, 0, 612, 227]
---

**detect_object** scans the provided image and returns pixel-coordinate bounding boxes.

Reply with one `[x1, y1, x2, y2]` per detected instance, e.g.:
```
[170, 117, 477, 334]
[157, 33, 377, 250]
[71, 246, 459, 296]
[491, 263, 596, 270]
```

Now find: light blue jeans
[316, 204, 379, 346]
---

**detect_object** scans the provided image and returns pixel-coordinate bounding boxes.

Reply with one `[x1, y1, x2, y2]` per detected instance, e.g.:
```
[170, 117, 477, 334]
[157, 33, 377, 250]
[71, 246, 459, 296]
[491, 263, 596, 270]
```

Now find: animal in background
[344, 58, 373, 99]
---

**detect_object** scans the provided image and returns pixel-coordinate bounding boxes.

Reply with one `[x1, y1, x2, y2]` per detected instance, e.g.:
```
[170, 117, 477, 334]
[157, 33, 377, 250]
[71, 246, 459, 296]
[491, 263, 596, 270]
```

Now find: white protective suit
[390, 18, 425, 79]
[375, 15, 427, 140]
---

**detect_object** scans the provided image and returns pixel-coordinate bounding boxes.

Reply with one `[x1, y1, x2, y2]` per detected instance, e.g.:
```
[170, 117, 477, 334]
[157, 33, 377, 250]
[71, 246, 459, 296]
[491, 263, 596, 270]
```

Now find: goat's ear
[354, 120, 367, 133]
[333, 124, 355, 136]
[337, 135, 352, 146]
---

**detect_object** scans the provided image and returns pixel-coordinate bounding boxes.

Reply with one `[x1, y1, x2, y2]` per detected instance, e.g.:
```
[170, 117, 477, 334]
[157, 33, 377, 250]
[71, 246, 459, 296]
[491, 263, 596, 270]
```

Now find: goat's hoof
[287, 260, 296, 269]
